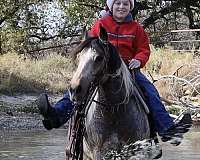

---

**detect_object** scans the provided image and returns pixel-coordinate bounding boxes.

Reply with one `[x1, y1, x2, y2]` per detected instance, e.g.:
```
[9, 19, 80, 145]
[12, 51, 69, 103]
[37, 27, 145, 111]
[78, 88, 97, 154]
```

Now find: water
[160, 126, 200, 160]
[0, 127, 200, 160]
[0, 129, 67, 160]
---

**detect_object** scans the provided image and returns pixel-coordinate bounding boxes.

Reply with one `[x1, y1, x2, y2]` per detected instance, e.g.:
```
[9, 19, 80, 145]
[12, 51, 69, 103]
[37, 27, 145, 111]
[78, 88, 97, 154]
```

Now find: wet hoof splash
[103, 139, 162, 160]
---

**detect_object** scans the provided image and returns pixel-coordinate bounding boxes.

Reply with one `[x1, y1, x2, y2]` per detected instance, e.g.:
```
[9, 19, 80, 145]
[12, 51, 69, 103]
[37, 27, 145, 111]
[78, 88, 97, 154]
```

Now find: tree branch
[77, 3, 103, 10]
[142, 0, 200, 28]
[0, 6, 20, 26]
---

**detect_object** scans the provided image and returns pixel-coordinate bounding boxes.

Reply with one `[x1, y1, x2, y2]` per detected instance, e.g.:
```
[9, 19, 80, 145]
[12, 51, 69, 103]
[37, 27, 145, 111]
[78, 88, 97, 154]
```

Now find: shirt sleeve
[133, 24, 150, 68]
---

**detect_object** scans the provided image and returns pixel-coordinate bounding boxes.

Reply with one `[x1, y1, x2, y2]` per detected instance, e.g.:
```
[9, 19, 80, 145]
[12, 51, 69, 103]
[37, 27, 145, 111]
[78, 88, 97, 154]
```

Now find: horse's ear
[82, 26, 89, 41]
[99, 26, 108, 42]
[108, 45, 122, 74]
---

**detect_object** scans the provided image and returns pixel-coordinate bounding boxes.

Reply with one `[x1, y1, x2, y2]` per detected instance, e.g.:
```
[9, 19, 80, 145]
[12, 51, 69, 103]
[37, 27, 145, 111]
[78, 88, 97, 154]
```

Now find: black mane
[72, 36, 122, 74]
[72, 37, 98, 59]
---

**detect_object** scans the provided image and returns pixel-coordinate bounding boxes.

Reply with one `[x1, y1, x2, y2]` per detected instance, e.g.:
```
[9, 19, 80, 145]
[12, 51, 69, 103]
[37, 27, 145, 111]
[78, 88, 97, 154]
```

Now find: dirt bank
[0, 94, 64, 130]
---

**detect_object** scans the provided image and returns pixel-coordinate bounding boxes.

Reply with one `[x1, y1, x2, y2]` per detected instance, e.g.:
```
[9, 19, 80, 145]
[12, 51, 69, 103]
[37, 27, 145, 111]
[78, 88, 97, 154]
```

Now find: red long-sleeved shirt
[89, 15, 150, 68]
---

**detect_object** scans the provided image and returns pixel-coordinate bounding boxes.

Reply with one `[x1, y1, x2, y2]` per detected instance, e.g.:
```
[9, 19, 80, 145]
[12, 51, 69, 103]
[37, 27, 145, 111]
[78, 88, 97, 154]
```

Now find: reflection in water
[0, 127, 200, 160]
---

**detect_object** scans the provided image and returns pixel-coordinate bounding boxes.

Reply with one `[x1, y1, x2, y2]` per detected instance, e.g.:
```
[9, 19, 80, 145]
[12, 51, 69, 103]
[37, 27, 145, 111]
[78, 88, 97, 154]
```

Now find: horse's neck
[98, 76, 128, 108]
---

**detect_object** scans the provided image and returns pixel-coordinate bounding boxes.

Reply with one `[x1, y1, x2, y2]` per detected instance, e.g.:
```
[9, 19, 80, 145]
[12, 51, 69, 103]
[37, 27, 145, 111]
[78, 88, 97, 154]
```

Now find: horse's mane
[102, 42, 134, 105]
[72, 37, 98, 60]
[115, 60, 134, 104]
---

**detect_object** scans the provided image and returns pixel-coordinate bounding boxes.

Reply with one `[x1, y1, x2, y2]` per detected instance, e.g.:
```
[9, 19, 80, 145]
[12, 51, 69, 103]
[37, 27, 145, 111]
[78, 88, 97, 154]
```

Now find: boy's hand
[128, 59, 141, 70]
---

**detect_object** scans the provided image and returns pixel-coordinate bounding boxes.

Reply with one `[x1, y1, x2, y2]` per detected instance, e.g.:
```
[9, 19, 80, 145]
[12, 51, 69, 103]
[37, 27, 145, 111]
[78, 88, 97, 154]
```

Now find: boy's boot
[160, 113, 192, 146]
[37, 93, 62, 130]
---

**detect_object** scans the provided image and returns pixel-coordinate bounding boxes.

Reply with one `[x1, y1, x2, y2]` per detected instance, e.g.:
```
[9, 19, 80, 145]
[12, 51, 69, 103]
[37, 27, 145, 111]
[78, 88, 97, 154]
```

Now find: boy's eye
[115, 2, 129, 6]
[115, 2, 121, 5]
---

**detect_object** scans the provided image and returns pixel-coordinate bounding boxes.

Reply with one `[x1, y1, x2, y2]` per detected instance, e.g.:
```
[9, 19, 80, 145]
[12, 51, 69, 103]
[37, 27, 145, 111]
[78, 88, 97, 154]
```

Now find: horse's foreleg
[65, 147, 72, 160]
[92, 150, 104, 160]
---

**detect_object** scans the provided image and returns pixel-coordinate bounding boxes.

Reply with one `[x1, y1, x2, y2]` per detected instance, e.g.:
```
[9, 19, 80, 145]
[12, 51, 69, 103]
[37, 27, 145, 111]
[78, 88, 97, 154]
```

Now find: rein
[68, 77, 124, 160]
[69, 82, 98, 160]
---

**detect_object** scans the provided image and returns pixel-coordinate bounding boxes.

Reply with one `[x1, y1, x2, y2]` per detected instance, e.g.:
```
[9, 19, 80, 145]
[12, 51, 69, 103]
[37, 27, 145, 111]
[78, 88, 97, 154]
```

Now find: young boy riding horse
[37, 0, 192, 146]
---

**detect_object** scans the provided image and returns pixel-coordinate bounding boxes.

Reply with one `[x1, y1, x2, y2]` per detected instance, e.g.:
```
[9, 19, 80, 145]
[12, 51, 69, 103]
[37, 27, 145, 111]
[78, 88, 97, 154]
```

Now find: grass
[144, 46, 200, 99]
[145, 45, 195, 75]
[0, 47, 199, 96]
[0, 52, 74, 95]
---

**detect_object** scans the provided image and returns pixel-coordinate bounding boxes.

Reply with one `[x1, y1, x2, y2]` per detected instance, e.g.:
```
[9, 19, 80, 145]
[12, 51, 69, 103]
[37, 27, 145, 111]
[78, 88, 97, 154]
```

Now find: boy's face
[112, 0, 131, 22]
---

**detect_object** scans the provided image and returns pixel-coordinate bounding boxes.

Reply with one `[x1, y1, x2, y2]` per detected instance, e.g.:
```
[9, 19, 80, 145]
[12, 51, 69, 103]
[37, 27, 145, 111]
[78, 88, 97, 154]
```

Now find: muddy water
[0, 127, 200, 160]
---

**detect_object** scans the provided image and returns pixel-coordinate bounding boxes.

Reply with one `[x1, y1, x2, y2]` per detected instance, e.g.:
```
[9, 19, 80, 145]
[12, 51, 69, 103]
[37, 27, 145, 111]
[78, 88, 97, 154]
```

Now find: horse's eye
[91, 47, 96, 53]
[94, 56, 103, 63]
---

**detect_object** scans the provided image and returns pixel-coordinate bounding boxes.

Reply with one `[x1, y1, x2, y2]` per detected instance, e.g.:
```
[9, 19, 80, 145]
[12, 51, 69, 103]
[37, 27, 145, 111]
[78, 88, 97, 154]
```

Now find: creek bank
[0, 94, 66, 130]
[1, 94, 200, 130]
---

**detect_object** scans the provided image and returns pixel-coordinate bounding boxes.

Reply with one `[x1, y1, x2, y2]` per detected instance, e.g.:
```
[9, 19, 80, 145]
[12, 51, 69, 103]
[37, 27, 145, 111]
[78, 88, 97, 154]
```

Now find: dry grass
[146, 46, 194, 74]
[0, 53, 74, 95]
[145, 46, 200, 99]
[0, 48, 199, 97]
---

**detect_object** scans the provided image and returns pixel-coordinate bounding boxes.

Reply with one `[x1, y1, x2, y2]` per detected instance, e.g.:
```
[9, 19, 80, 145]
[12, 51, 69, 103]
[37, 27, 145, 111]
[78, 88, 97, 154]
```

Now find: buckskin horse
[68, 26, 150, 160]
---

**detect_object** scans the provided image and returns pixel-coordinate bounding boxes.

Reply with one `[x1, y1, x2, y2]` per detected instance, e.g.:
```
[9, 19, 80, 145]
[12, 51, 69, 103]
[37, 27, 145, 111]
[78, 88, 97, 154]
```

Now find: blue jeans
[53, 92, 74, 125]
[134, 70, 174, 134]
[53, 71, 174, 134]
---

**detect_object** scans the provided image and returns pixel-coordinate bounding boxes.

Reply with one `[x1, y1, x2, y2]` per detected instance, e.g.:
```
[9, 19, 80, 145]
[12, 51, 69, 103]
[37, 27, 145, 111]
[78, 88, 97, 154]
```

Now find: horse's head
[69, 26, 122, 104]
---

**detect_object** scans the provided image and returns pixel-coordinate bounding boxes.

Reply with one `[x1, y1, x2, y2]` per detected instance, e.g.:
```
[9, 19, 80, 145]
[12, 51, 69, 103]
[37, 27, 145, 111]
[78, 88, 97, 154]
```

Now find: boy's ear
[99, 26, 108, 42]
